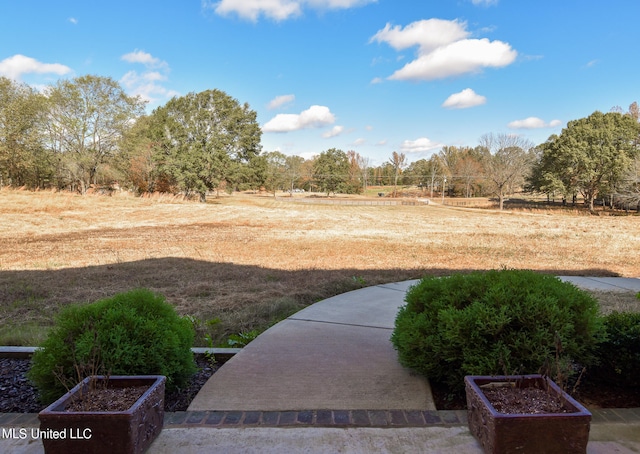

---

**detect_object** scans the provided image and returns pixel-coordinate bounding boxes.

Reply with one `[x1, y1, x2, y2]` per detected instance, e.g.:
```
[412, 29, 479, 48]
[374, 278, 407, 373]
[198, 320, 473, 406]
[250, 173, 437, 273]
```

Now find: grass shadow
[0, 259, 623, 346]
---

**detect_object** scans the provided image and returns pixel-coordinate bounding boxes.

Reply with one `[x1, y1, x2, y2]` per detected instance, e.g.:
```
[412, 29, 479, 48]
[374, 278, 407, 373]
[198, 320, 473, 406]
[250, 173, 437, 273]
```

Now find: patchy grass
[587, 290, 640, 314]
[1, 188, 639, 346]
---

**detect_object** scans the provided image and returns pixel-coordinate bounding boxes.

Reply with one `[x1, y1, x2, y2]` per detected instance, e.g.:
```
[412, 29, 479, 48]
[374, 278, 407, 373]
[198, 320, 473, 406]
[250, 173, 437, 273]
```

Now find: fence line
[276, 197, 431, 207]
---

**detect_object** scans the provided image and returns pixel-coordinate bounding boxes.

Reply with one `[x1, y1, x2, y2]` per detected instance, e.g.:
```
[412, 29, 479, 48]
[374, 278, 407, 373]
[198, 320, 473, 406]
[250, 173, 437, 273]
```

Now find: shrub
[29, 289, 196, 403]
[391, 270, 604, 393]
[590, 311, 640, 387]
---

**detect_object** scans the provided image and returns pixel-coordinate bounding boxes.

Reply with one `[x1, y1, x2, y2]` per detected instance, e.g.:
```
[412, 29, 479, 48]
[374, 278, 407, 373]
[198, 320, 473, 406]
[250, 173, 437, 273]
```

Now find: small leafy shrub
[222, 330, 260, 347]
[590, 311, 640, 387]
[391, 270, 604, 393]
[29, 289, 196, 403]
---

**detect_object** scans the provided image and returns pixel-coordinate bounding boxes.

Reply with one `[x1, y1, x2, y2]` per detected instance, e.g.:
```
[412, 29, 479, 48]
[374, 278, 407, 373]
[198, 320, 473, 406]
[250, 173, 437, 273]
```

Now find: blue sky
[1, 0, 638, 165]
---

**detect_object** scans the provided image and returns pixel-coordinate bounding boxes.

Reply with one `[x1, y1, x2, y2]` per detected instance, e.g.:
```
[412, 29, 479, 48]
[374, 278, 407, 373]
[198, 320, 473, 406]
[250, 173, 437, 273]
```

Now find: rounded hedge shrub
[29, 289, 196, 403]
[590, 311, 640, 387]
[391, 270, 604, 392]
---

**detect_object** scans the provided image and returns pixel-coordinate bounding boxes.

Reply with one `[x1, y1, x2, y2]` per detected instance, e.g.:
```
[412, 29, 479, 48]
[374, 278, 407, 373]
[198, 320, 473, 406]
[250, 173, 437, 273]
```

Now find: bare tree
[46, 75, 145, 194]
[389, 151, 407, 197]
[357, 153, 371, 191]
[479, 133, 535, 210]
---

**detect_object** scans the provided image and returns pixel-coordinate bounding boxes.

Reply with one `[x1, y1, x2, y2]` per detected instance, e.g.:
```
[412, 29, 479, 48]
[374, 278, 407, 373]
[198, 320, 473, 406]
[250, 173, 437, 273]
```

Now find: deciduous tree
[532, 111, 639, 210]
[261, 151, 288, 196]
[480, 133, 534, 210]
[45, 75, 145, 193]
[313, 148, 350, 196]
[0, 77, 49, 188]
[149, 89, 261, 202]
[389, 151, 407, 197]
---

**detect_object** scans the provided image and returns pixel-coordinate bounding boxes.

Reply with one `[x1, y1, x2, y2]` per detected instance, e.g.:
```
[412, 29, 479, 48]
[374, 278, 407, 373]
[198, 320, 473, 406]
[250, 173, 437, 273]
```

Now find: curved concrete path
[189, 276, 640, 413]
[189, 280, 435, 411]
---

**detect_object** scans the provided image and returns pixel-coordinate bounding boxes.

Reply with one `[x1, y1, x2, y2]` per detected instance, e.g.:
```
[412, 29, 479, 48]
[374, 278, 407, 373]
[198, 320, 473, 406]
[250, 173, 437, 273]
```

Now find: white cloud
[391, 39, 516, 81]
[353, 138, 366, 145]
[120, 71, 178, 103]
[205, 0, 376, 22]
[121, 50, 167, 69]
[507, 117, 562, 129]
[370, 19, 469, 54]
[68, 17, 78, 25]
[0, 54, 71, 81]
[442, 88, 486, 109]
[120, 50, 174, 105]
[371, 19, 517, 81]
[263, 105, 336, 132]
[471, 0, 498, 6]
[400, 137, 442, 153]
[370, 77, 383, 84]
[323, 125, 344, 138]
[268, 94, 295, 110]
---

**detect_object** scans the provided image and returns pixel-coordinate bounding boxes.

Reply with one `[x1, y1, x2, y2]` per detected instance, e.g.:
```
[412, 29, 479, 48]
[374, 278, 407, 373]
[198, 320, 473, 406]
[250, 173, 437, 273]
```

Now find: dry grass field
[1, 189, 639, 346]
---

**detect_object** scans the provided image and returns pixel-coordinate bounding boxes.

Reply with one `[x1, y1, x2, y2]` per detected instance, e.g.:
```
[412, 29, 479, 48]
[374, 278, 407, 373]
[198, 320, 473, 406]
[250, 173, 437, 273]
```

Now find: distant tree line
[1, 75, 638, 209]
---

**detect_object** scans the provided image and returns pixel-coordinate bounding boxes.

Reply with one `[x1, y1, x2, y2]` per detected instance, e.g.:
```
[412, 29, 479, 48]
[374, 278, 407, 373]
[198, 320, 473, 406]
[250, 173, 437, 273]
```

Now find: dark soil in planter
[482, 385, 572, 414]
[432, 378, 640, 411]
[66, 384, 149, 412]
[0, 355, 223, 413]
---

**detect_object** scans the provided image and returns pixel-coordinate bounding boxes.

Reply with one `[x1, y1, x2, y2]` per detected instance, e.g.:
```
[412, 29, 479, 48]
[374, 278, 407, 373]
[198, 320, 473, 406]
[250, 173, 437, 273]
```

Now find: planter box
[465, 375, 591, 454]
[38, 375, 166, 454]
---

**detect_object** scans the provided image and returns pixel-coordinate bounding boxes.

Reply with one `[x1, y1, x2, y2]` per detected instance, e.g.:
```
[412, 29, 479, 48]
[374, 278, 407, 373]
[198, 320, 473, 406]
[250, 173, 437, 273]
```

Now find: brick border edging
[165, 409, 467, 427]
[4, 408, 640, 429]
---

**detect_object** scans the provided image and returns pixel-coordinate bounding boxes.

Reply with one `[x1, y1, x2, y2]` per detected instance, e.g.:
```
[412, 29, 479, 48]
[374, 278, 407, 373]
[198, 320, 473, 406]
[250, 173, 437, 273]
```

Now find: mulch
[0, 356, 221, 413]
[431, 379, 640, 411]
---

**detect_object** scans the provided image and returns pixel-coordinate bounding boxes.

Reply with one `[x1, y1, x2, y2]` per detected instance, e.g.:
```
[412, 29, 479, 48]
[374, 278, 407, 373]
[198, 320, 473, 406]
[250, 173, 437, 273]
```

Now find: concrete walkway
[558, 276, 640, 292]
[189, 280, 434, 411]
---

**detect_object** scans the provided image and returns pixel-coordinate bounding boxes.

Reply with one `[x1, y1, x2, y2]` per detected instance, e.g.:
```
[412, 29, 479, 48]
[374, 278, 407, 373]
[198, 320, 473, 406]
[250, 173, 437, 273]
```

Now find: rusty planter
[465, 375, 591, 454]
[38, 375, 165, 454]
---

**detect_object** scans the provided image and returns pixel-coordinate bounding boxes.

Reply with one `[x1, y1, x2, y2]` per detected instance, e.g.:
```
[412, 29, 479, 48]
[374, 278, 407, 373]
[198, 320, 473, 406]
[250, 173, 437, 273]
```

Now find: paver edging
[159, 408, 640, 429]
[2, 408, 640, 429]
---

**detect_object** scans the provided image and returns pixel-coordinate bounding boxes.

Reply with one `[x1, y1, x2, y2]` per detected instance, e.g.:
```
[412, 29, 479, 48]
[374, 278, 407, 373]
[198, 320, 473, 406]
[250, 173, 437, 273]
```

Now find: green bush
[29, 289, 196, 403]
[391, 270, 604, 392]
[590, 311, 640, 387]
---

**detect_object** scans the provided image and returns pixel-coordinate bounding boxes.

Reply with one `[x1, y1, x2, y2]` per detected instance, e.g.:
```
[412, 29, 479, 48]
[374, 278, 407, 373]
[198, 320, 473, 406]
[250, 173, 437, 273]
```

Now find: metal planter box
[465, 374, 591, 454]
[38, 375, 165, 454]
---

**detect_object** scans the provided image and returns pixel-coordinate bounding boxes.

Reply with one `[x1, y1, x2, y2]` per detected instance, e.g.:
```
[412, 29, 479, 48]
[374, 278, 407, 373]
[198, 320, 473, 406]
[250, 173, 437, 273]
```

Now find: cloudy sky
[1, 0, 637, 164]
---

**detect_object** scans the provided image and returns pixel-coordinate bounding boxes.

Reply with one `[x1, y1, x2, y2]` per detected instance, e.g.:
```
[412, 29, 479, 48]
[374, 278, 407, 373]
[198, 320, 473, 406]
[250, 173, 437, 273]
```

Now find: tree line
[1, 75, 638, 209]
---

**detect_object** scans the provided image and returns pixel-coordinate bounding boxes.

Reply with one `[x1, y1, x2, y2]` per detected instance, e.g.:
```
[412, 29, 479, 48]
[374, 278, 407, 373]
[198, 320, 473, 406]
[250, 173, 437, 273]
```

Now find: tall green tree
[313, 148, 350, 196]
[45, 75, 145, 193]
[0, 77, 49, 188]
[403, 158, 428, 188]
[533, 111, 640, 210]
[150, 89, 262, 202]
[261, 151, 288, 196]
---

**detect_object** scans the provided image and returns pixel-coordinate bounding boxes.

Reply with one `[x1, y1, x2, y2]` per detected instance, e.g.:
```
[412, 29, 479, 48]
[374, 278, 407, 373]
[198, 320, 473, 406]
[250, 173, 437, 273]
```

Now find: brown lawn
[1, 189, 638, 345]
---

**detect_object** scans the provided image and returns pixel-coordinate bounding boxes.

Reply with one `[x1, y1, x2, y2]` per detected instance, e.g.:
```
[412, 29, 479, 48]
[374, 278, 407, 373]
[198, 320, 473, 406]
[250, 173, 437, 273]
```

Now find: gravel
[0, 356, 221, 413]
